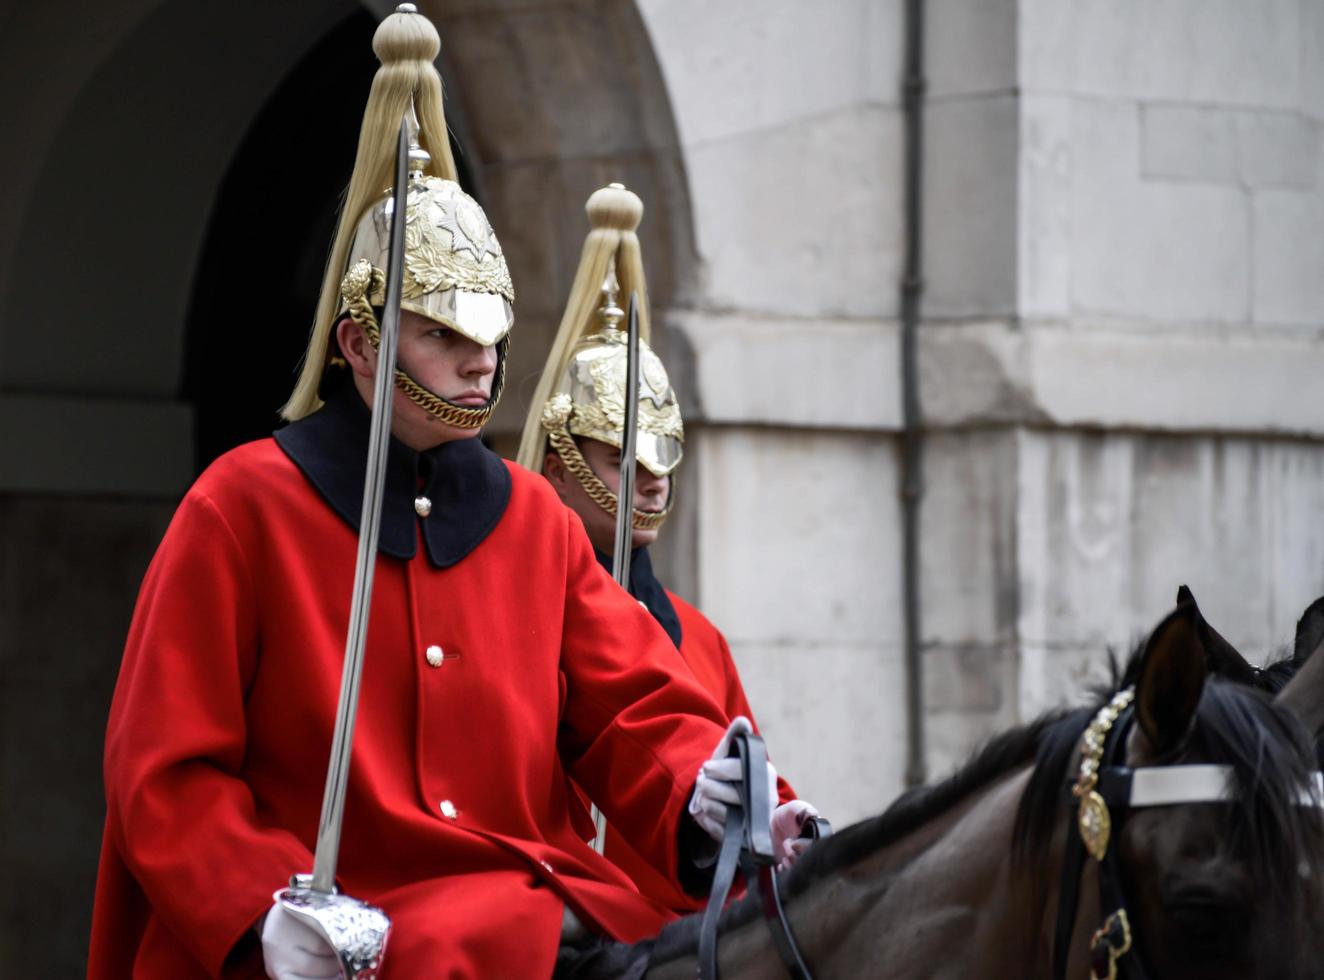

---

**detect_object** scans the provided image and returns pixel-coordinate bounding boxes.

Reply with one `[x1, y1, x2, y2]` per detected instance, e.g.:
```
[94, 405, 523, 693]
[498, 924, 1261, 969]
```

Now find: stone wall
[639, 0, 1324, 817]
[637, 0, 914, 814]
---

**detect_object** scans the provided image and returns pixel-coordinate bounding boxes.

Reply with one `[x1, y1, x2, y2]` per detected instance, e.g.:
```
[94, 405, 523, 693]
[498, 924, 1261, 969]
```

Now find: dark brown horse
[560, 598, 1324, 979]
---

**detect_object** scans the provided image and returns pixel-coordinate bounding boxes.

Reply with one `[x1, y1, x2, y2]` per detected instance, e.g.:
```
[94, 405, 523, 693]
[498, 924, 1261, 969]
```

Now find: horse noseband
[696, 731, 832, 980]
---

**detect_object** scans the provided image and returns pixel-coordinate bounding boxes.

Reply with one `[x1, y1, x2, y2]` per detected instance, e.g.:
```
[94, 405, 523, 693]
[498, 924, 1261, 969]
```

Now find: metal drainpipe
[900, 0, 927, 788]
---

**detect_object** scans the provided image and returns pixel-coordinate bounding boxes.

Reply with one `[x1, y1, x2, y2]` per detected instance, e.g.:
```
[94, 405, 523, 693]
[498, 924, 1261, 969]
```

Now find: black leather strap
[698, 803, 746, 979]
[753, 861, 813, 980]
[1093, 711, 1148, 980]
[1097, 767, 1135, 808]
[696, 733, 829, 980]
[1053, 707, 1158, 980]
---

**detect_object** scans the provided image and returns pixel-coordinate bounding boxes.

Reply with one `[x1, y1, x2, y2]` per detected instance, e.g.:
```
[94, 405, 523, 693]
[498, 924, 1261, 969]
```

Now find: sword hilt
[276, 876, 391, 980]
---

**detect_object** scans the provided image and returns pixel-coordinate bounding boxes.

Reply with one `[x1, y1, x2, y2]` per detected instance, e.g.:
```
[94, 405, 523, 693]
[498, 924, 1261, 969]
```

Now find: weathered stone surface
[436, 1, 678, 166]
[1015, 430, 1324, 685]
[918, 319, 1324, 435]
[695, 427, 903, 648]
[919, 430, 1020, 645]
[1141, 105, 1318, 188]
[1304, 0, 1324, 119]
[1015, 641, 1116, 719]
[1253, 186, 1324, 325]
[1071, 98, 1250, 322]
[1021, 0, 1301, 108]
[684, 104, 902, 319]
[923, 95, 1019, 319]
[671, 310, 899, 429]
[923, 641, 1021, 778]
[1141, 104, 1240, 183]
[918, 322, 1043, 427]
[728, 638, 908, 825]
[1022, 324, 1324, 435]
[926, 0, 1018, 99]
[636, 0, 899, 147]
[1019, 95, 1075, 318]
[1235, 111, 1319, 188]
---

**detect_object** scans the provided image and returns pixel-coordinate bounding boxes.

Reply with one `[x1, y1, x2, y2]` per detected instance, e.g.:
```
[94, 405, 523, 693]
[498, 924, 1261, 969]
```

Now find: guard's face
[550, 438, 670, 554]
[340, 310, 497, 450]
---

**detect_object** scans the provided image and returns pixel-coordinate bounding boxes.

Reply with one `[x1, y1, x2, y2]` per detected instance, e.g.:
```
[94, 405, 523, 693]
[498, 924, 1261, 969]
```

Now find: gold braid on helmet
[340, 258, 505, 430]
[541, 394, 671, 531]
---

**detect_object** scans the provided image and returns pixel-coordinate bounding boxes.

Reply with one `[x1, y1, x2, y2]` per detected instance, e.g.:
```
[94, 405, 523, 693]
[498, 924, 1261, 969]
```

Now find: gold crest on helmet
[343, 176, 514, 348]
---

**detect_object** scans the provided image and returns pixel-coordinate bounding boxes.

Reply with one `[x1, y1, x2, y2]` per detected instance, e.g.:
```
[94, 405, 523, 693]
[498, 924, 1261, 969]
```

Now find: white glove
[688, 717, 778, 843]
[260, 903, 340, 980]
[771, 799, 821, 869]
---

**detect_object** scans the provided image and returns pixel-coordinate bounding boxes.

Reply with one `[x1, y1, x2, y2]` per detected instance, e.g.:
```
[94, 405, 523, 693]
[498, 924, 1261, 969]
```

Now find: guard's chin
[630, 527, 660, 549]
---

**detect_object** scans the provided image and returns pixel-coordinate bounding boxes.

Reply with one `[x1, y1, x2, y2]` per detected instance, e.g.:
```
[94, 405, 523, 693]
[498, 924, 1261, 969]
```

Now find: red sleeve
[102, 490, 313, 975]
[554, 515, 729, 882]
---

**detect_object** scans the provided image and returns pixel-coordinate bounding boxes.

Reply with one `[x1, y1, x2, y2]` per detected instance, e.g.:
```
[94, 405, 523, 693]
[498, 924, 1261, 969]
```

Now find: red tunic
[88, 437, 728, 979]
[597, 591, 797, 912]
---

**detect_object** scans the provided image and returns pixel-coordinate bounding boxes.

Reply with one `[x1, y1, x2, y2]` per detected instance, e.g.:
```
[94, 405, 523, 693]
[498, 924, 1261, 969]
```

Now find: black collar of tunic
[595, 545, 683, 649]
[274, 382, 512, 568]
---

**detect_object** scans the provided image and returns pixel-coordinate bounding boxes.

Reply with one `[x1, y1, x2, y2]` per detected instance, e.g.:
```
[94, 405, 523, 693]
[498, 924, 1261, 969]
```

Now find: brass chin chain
[545, 426, 671, 531]
[341, 260, 504, 430]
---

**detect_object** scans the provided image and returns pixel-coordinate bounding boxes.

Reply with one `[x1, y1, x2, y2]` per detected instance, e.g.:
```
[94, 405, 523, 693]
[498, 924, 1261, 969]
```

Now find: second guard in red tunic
[516, 184, 818, 914]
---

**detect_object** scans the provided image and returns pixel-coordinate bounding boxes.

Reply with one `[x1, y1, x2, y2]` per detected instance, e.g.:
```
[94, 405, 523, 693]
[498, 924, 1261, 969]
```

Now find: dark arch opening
[183, 9, 478, 473]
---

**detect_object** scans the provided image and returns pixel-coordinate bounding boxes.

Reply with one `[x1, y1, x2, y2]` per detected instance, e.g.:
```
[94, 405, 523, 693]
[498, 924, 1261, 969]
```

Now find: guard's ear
[542, 452, 571, 502]
[335, 315, 376, 379]
[1172, 584, 1258, 685]
[1293, 596, 1324, 666]
[1135, 604, 1207, 759]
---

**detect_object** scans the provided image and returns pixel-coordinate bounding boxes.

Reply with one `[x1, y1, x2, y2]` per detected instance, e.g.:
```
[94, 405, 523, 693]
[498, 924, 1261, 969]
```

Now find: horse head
[1089, 602, 1324, 980]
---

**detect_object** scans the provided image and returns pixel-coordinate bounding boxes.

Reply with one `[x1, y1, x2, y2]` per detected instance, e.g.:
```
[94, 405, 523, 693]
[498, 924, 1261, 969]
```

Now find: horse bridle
[697, 731, 832, 980]
[1051, 688, 1324, 980]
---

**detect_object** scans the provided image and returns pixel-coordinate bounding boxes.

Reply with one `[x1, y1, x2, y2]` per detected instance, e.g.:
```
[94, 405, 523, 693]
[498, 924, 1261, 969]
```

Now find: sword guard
[276, 877, 391, 980]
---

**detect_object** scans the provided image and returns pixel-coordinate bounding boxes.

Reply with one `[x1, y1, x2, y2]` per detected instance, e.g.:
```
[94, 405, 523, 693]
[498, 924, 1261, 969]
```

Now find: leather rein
[697, 732, 832, 980]
[1051, 688, 1324, 980]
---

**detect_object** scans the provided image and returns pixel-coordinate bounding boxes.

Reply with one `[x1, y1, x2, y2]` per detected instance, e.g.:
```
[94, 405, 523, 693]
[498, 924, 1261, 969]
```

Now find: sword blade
[610, 292, 641, 588]
[594, 291, 642, 854]
[309, 117, 410, 895]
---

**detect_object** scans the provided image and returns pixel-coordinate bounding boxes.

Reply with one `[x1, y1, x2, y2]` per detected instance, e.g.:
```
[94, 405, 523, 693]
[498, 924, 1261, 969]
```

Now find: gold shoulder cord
[542, 396, 670, 532]
[341, 259, 504, 430]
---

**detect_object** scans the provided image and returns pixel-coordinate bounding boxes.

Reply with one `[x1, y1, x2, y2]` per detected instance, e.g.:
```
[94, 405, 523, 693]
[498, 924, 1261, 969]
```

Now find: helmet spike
[598, 267, 624, 333]
[406, 97, 430, 177]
